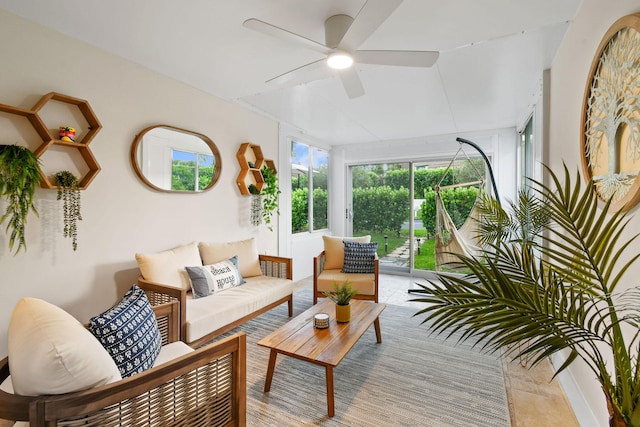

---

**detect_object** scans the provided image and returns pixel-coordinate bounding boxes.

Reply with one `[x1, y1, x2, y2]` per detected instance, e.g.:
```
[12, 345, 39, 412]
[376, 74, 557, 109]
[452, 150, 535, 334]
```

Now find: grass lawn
[414, 238, 436, 270]
[357, 230, 436, 271]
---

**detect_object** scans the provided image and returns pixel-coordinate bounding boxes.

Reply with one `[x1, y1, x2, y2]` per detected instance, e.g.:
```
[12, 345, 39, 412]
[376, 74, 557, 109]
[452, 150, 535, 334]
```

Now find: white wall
[0, 10, 280, 358]
[548, 1, 640, 426]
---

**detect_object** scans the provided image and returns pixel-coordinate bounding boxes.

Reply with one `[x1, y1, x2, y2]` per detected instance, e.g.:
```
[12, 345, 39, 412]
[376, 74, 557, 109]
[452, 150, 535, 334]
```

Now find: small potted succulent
[322, 281, 358, 322]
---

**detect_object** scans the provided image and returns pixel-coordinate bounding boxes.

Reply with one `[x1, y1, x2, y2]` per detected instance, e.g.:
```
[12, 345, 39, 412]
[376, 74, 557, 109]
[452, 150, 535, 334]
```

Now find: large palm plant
[412, 165, 640, 427]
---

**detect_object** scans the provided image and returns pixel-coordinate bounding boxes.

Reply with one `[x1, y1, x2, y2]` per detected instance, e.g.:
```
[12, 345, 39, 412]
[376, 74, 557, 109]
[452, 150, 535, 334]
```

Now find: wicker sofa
[0, 297, 246, 427]
[136, 238, 293, 347]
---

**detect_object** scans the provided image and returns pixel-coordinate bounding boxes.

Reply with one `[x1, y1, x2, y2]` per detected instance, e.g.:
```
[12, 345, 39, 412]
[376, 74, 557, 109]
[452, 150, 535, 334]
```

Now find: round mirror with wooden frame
[131, 125, 222, 193]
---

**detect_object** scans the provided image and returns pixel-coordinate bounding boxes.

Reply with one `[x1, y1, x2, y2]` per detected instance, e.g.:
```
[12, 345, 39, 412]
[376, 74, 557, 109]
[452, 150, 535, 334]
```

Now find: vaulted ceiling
[0, 0, 582, 144]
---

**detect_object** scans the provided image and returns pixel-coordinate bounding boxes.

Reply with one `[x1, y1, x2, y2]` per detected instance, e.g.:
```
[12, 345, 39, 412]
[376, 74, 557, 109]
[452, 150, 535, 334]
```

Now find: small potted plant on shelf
[0, 144, 41, 254]
[55, 170, 81, 251]
[322, 281, 358, 322]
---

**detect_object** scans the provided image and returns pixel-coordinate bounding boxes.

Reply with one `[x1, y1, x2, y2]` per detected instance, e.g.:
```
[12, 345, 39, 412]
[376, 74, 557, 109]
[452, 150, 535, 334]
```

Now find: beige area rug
[221, 289, 510, 426]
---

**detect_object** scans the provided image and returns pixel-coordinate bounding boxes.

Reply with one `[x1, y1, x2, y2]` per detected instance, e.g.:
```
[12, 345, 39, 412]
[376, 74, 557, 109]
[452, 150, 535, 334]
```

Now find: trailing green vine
[0, 145, 41, 254]
[55, 171, 81, 251]
[261, 166, 280, 231]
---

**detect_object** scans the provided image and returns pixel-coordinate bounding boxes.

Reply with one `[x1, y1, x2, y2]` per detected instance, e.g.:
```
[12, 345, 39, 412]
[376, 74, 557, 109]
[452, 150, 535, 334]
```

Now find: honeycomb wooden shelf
[236, 142, 277, 195]
[0, 92, 102, 190]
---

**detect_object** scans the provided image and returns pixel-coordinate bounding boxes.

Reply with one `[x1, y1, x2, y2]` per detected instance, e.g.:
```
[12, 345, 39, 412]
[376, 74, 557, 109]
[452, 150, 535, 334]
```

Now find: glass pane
[171, 150, 196, 191]
[291, 141, 310, 233]
[418, 158, 485, 273]
[350, 158, 486, 275]
[351, 162, 411, 272]
[312, 148, 328, 230]
[197, 154, 214, 190]
[520, 117, 534, 190]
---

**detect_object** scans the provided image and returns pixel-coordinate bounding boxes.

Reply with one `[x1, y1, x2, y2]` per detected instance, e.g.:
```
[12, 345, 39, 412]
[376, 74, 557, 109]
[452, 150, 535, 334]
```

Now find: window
[291, 141, 328, 233]
[171, 149, 214, 191]
[519, 116, 534, 190]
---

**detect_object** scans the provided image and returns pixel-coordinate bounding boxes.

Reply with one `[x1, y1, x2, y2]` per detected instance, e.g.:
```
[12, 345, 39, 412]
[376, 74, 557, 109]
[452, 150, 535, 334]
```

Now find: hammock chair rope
[434, 145, 485, 271]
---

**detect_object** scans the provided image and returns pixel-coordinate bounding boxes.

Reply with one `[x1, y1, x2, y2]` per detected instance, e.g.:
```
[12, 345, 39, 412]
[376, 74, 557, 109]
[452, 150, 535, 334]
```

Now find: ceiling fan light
[327, 51, 353, 69]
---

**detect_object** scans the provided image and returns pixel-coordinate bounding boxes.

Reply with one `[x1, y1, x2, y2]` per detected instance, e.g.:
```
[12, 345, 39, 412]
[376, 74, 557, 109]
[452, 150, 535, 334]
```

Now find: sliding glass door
[349, 157, 486, 277]
[349, 162, 412, 274]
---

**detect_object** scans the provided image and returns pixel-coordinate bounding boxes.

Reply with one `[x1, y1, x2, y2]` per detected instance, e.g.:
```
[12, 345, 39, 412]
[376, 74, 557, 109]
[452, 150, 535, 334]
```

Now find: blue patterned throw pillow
[342, 241, 378, 273]
[88, 285, 162, 378]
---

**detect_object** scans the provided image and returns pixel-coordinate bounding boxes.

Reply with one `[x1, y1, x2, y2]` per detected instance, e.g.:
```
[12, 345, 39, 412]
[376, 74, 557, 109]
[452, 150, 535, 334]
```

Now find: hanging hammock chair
[434, 146, 486, 271]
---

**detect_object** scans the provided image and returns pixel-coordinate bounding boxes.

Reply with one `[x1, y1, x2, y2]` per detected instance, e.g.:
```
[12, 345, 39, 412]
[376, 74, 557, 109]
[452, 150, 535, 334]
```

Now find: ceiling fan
[243, 0, 439, 98]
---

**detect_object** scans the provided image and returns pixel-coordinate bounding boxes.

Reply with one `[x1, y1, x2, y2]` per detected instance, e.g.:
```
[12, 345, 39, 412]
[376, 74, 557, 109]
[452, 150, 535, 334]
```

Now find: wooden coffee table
[257, 298, 386, 417]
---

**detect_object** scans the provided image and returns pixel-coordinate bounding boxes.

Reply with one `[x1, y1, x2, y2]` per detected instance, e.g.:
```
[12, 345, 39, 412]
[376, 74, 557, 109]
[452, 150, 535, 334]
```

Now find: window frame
[170, 148, 214, 191]
[291, 140, 329, 234]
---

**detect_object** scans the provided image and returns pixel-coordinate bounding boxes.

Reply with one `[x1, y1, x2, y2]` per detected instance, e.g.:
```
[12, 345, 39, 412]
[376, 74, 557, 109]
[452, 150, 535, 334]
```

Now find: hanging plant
[55, 171, 81, 251]
[260, 166, 281, 231]
[248, 183, 262, 227]
[0, 144, 41, 254]
[250, 194, 263, 227]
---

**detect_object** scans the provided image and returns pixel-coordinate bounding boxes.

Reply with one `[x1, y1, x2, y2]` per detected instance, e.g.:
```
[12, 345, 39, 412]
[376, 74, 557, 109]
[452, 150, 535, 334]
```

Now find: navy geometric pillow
[88, 285, 162, 378]
[342, 241, 378, 273]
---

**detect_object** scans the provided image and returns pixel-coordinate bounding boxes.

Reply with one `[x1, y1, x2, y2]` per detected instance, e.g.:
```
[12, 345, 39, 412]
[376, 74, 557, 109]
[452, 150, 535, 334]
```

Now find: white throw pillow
[322, 235, 371, 270]
[186, 256, 245, 298]
[8, 298, 121, 396]
[135, 242, 202, 291]
[198, 238, 262, 277]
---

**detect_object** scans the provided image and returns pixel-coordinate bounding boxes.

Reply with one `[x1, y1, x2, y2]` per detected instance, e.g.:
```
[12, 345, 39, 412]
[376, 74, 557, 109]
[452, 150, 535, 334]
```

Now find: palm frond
[413, 164, 640, 425]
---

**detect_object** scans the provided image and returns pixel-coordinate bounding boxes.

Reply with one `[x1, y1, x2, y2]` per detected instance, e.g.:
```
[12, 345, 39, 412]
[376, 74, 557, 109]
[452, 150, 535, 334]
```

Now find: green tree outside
[171, 159, 213, 191]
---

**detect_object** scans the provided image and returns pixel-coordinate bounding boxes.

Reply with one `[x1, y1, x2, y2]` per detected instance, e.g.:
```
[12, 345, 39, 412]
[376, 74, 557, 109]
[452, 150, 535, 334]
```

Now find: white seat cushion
[8, 298, 121, 396]
[185, 275, 293, 343]
[135, 242, 202, 291]
[316, 269, 376, 296]
[154, 341, 194, 367]
[198, 238, 263, 278]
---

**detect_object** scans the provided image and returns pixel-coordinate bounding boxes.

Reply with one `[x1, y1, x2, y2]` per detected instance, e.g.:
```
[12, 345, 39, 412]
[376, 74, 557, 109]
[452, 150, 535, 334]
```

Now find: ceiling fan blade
[243, 18, 331, 55]
[338, 0, 403, 51]
[339, 67, 365, 99]
[266, 58, 328, 85]
[354, 50, 439, 67]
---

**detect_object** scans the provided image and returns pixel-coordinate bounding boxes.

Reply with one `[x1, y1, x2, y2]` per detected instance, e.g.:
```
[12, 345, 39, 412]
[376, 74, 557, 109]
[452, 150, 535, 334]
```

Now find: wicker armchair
[0, 302, 247, 427]
[313, 236, 379, 304]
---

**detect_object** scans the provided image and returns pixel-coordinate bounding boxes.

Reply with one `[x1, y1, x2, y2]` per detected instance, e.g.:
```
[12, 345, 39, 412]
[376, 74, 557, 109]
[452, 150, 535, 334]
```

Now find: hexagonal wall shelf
[0, 92, 102, 190]
[0, 103, 52, 187]
[32, 92, 102, 146]
[236, 142, 265, 195]
[235, 142, 278, 195]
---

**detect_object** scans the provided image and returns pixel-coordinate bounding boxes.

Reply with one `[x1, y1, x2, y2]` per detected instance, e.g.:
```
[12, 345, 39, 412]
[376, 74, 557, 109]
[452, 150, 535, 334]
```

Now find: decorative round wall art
[581, 13, 640, 212]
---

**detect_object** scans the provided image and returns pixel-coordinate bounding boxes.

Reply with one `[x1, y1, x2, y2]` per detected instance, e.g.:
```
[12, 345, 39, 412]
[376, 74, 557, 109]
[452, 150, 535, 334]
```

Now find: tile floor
[299, 273, 581, 426]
